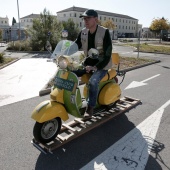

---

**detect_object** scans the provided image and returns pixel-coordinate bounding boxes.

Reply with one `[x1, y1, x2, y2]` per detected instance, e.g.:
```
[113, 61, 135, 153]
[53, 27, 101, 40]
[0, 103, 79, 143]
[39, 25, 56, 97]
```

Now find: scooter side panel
[31, 100, 69, 123]
[98, 83, 121, 105]
[83, 81, 109, 107]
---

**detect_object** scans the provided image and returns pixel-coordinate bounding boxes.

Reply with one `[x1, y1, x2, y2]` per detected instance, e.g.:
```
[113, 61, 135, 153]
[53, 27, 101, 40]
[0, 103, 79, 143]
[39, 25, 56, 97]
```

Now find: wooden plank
[57, 134, 67, 142]
[31, 96, 142, 153]
[62, 124, 77, 133]
[74, 118, 86, 125]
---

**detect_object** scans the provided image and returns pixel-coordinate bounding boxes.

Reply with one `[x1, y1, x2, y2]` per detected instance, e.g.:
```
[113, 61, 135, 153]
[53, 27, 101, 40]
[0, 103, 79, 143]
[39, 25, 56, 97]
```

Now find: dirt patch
[119, 56, 155, 70]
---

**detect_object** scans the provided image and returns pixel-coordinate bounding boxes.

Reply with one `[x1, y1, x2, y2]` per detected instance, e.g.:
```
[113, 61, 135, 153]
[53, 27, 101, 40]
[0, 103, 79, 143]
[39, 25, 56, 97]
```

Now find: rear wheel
[33, 117, 61, 144]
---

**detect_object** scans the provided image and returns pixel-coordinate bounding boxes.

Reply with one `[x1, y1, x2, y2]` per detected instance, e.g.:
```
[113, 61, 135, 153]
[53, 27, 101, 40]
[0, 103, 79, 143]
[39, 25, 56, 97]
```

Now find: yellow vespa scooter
[31, 40, 122, 144]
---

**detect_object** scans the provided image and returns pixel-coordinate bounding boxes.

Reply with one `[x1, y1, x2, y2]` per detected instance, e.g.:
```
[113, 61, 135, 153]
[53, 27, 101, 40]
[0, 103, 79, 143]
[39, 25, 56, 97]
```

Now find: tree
[28, 8, 63, 51]
[149, 17, 170, 35]
[168, 23, 170, 31]
[101, 20, 116, 30]
[12, 17, 17, 25]
[62, 18, 80, 41]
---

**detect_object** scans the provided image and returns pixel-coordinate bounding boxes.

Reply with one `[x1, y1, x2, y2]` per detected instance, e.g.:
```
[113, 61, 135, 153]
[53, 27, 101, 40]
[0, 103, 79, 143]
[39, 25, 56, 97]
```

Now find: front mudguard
[31, 100, 69, 123]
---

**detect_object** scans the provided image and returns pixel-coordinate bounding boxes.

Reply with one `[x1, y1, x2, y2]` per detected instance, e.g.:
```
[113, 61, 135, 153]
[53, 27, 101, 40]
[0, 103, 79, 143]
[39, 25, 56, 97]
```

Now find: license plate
[54, 77, 75, 91]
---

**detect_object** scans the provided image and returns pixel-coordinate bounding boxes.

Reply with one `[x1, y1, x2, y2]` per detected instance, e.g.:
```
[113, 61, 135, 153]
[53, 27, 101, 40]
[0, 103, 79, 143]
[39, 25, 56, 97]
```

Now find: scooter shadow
[35, 113, 164, 170]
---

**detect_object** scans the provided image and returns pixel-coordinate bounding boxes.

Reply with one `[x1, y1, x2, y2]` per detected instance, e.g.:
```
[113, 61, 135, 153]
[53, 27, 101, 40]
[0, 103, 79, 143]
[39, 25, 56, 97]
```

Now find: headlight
[58, 56, 68, 69]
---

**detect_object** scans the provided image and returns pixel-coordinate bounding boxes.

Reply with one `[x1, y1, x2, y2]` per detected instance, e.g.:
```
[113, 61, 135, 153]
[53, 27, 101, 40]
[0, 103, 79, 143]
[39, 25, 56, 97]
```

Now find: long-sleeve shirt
[75, 26, 112, 70]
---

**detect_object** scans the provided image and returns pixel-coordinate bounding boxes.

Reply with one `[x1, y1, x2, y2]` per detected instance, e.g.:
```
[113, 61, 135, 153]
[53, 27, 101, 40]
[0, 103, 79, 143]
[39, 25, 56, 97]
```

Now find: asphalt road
[0, 45, 170, 170]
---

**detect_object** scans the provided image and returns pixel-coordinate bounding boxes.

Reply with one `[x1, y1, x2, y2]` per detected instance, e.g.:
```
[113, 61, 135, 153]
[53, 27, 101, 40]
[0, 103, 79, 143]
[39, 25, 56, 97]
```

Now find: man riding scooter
[75, 9, 113, 118]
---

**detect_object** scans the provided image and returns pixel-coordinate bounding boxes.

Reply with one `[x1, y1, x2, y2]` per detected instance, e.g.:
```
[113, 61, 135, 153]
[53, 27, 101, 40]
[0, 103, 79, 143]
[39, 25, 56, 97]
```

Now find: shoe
[84, 106, 93, 118]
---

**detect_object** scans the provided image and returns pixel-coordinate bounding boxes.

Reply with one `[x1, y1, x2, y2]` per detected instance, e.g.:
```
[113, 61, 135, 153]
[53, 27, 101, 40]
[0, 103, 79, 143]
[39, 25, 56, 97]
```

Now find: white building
[20, 13, 57, 28]
[57, 6, 139, 38]
[19, 7, 139, 38]
[0, 16, 9, 27]
[0, 16, 10, 41]
[1, 6, 140, 40]
[20, 14, 40, 28]
[0, 15, 27, 41]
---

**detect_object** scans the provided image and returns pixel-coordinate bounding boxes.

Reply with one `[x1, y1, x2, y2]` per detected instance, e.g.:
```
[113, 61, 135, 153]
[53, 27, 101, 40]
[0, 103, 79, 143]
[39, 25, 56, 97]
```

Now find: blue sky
[0, 0, 169, 27]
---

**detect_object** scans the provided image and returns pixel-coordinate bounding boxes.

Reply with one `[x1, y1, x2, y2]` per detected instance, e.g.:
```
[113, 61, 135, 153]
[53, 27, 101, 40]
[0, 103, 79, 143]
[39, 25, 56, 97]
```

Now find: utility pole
[137, 30, 141, 58]
[17, 0, 21, 41]
[17, 0, 21, 50]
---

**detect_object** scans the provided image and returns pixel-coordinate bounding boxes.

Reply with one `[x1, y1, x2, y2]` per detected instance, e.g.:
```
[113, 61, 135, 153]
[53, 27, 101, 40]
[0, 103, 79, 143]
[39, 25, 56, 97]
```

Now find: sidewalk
[0, 58, 57, 107]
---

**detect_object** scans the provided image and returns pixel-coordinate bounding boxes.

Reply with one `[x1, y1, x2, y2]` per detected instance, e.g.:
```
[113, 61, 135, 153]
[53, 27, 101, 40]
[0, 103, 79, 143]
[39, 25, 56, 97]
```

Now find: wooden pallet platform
[31, 96, 142, 154]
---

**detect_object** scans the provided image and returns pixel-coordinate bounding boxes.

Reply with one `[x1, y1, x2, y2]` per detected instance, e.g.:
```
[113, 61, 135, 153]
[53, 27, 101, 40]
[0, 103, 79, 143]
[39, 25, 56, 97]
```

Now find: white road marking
[81, 100, 170, 170]
[125, 74, 160, 90]
[0, 59, 57, 106]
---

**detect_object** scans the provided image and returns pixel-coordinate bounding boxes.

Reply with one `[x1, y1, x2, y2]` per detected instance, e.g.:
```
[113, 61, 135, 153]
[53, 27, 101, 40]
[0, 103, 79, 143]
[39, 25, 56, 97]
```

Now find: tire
[33, 117, 61, 144]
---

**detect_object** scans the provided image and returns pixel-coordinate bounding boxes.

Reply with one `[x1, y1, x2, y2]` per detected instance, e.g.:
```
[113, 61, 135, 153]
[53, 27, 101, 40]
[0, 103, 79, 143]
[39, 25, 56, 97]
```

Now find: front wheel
[33, 117, 61, 144]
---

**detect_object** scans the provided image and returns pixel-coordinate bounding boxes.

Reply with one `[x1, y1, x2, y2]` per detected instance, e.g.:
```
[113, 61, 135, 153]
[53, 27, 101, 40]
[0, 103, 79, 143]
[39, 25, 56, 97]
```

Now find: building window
[119, 19, 121, 22]
[119, 25, 121, 29]
[80, 22, 82, 27]
[112, 18, 114, 21]
[123, 26, 124, 29]
[74, 13, 76, 17]
[64, 14, 66, 17]
[116, 18, 117, 22]
[126, 26, 127, 29]
[104, 17, 106, 20]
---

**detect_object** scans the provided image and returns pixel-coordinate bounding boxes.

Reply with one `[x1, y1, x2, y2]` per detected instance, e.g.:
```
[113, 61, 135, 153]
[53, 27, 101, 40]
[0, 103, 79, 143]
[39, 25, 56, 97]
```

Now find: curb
[0, 58, 20, 70]
[133, 50, 170, 55]
[121, 60, 161, 72]
[5, 50, 49, 54]
[38, 59, 161, 96]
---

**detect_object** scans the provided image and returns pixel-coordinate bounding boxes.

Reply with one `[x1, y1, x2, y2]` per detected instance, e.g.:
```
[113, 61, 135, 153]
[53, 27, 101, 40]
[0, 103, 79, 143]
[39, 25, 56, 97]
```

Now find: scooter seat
[81, 69, 117, 83]
[101, 69, 117, 82]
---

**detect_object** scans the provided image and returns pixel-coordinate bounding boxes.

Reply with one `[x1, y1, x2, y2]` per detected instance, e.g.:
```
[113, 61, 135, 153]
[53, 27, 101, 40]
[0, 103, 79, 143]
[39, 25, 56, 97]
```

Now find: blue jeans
[88, 70, 108, 107]
[73, 69, 108, 107]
